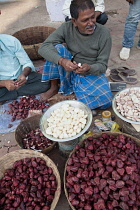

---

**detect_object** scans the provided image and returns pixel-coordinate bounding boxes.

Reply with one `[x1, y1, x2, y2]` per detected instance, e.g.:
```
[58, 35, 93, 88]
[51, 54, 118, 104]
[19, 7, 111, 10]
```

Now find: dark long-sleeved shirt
[38, 22, 112, 76]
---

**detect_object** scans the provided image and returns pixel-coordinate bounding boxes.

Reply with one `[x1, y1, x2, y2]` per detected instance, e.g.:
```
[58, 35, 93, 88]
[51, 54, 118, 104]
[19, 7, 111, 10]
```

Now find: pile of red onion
[6, 95, 49, 122]
[0, 157, 57, 210]
[65, 133, 140, 210]
[22, 128, 54, 151]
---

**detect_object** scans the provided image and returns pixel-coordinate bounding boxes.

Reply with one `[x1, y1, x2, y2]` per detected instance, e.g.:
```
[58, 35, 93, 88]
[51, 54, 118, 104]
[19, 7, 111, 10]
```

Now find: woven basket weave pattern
[15, 114, 56, 154]
[0, 149, 61, 210]
[13, 26, 56, 60]
[116, 117, 140, 139]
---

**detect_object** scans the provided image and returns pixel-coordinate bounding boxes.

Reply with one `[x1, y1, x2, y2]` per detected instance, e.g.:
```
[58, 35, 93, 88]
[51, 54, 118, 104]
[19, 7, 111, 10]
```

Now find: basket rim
[63, 131, 140, 210]
[12, 26, 56, 35]
[22, 42, 42, 47]
[15, 114, 57, 153]
[12, 26, 56, 60]
[0, 149, 61, 210]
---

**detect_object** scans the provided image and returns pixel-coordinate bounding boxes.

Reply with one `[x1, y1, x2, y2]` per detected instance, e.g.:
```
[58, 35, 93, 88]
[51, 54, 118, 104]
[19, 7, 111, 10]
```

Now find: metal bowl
[40, 100, 92, 142]
[112, 87, 140, 125]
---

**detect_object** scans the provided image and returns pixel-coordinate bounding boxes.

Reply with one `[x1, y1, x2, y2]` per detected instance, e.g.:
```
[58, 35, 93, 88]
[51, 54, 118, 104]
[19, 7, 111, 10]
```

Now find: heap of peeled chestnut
[65, 133, 140, 210]
[22, 128, 53, 151]
[0, 157, 57, 210]
[7, 95, 49, 122]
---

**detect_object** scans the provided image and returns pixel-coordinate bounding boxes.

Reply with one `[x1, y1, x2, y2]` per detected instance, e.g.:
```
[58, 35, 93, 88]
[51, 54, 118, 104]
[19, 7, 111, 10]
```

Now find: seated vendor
[38, 0, 113, 110]
[0, 34, 50, 104]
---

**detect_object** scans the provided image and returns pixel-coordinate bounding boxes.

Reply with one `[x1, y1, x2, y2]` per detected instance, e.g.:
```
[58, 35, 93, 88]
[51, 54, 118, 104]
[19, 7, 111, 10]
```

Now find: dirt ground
[0, 0, 140, 209]
[0, 0, 62, 35]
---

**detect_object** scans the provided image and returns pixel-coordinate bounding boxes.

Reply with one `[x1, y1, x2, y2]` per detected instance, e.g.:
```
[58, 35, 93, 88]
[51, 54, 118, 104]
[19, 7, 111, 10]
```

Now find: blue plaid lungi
[42, 44, 113, 109]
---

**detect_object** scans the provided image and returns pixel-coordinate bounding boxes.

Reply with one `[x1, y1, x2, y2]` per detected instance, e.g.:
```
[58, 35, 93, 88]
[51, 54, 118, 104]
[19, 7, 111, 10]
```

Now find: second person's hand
[15, 74, 27, 89]
[5, 80, 16, 91]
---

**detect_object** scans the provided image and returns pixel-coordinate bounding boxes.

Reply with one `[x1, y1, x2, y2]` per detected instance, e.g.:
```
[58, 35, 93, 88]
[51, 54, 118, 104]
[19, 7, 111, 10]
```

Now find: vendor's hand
[5, 80, 16, 91]
[59, 58, 78, 72]
[75, 63, 90, 74]
[126, 0, 134, 4]
[15, 74, 27, 88]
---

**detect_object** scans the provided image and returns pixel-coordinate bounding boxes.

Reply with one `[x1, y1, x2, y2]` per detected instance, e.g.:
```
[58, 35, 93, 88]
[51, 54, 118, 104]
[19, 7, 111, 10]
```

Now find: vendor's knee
[0, 87, 17, 101]
[55, 44, 67, 51]
[96, 12, 108, 25]
[55, 44, 71, 58]
[0, 87, 9, 99]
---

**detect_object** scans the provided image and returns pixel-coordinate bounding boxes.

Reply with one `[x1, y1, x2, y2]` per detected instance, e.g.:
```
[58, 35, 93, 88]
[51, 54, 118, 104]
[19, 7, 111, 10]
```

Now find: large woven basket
[13, 26, 56, 60]
[64, 131, 140, 210]
[15, 114, 57, 154]
[0, 149, 61, 210]
[117, 117, 140, 139]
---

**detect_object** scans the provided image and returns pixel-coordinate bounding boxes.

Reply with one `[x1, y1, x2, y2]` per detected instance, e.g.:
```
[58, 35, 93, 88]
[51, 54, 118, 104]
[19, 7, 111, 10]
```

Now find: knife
[66, 51, 81, 78]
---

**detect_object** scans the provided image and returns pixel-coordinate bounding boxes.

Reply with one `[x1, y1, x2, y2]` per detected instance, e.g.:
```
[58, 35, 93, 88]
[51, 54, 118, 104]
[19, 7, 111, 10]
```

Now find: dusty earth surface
[0, 0, 140, 209]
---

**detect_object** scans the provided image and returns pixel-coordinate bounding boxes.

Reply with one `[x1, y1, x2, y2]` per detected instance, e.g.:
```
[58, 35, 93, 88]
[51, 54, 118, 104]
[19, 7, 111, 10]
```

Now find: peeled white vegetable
[45, 103, 87, 139]
[78, 63, 82, 67]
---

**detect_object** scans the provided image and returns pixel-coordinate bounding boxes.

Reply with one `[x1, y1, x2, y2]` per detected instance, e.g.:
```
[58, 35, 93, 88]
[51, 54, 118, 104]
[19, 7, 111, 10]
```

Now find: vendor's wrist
[21, 74, 28, 80]
[58, 57, 64, 65]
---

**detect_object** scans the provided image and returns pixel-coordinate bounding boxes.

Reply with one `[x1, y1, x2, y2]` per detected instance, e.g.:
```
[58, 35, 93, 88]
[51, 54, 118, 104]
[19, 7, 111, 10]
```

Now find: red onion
[65, 133, 140, 209]
[0, 157, 57, 209]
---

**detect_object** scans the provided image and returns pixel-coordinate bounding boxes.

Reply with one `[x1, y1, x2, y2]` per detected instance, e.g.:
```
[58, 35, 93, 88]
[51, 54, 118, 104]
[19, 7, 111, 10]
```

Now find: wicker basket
[0, 149, 61, 210]
[117, 117, 140, 139]
[64, 131, 140, 210]
[15, 114, 57, 154]
[12, 26, 56, 60]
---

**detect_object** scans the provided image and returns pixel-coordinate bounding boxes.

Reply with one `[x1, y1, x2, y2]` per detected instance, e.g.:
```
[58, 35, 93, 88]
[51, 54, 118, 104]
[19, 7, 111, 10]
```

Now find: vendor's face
[72, 8, 96, 35]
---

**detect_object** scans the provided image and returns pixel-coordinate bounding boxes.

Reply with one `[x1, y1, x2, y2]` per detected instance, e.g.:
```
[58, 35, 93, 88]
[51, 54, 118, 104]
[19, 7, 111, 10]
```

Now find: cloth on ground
[0, 95, 45, 133]
[0, 99, 21, 133]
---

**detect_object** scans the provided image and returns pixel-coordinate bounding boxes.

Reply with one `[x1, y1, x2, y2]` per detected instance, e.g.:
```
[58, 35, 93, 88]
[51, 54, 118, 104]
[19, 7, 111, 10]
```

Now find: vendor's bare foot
[40, 88, 58, 102]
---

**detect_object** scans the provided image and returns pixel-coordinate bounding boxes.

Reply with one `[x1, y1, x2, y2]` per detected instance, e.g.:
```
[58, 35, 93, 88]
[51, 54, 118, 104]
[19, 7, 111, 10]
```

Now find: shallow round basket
[0, 149, 61, 210]
[64, 131, 140, 210]
[15, 114, 56, 154]
[40, 100, 92, 142]
[12, 26, 56, 60]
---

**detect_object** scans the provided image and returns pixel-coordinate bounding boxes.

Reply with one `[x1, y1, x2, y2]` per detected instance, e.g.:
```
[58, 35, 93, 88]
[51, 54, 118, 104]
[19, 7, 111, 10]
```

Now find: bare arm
[21, 66, 32, 77]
